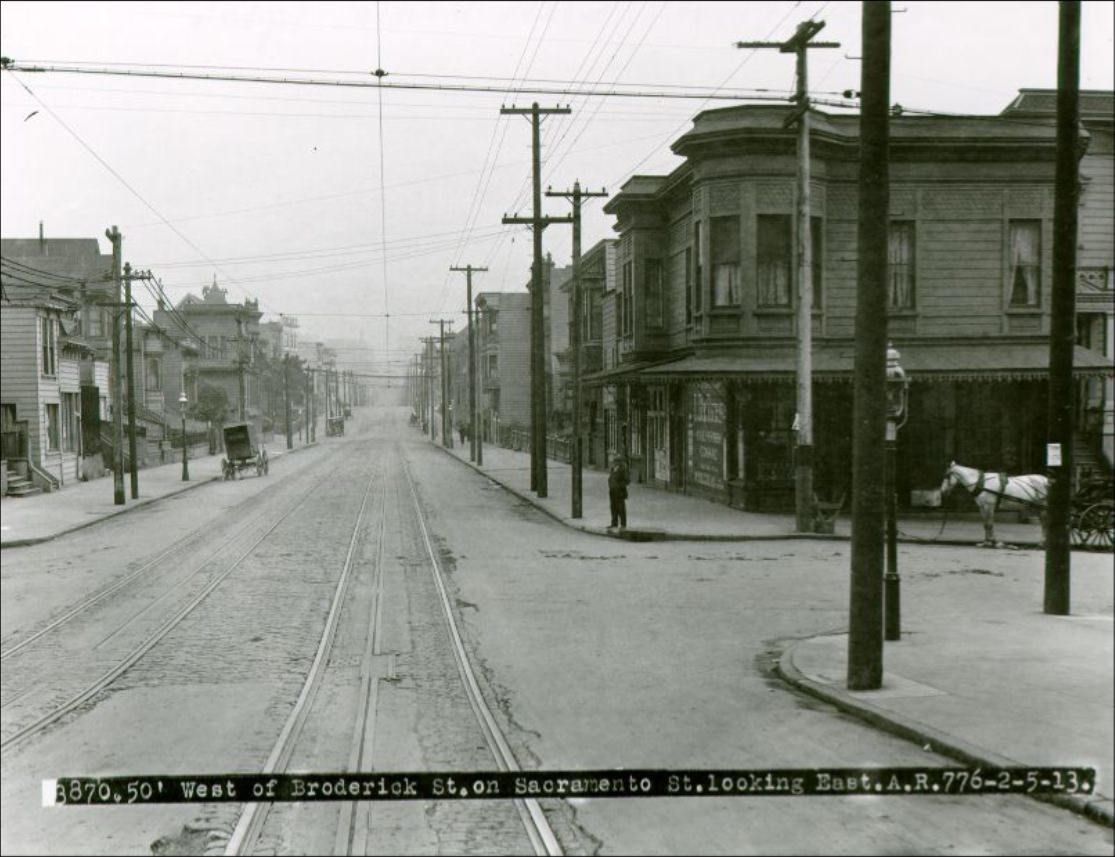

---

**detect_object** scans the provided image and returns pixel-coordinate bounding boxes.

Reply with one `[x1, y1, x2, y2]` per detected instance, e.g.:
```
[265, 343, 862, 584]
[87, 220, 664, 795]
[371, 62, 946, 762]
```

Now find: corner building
[593, 104, 1112, 511]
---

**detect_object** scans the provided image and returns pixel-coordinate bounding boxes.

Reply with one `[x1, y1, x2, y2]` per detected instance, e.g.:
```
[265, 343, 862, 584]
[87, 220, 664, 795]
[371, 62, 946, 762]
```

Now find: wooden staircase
[4, 462, 42, 498]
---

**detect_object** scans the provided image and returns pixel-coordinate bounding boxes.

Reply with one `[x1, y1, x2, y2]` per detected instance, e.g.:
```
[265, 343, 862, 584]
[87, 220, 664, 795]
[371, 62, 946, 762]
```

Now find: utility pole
[284, 354, 293, 450]
[450, 265, 488, 464]
[546, 181, 608, 519]
[502, 102, 573, 498]
[1046, 0, 1081, 616]
[846, 1, 891, 691]
[122, 263, 149, 500]
[737, 21, 839, 533]
[431, 320, 454, 448]
[105, 226, 125, 506]
[423, 336, 437, 440]
[306, 368, 315, 443]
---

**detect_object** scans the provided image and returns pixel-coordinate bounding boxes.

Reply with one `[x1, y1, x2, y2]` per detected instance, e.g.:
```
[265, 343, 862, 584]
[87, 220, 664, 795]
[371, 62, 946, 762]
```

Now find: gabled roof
[1, 237, 114, 291]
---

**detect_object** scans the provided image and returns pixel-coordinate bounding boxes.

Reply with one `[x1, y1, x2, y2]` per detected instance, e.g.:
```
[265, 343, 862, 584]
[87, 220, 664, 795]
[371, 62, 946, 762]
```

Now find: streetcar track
[0, 455, 356, 755]
[223, 455, 385, 856]
[335, 453, 390, 857]
[400, 450, 563, 857]
[0, 449, 340, 662]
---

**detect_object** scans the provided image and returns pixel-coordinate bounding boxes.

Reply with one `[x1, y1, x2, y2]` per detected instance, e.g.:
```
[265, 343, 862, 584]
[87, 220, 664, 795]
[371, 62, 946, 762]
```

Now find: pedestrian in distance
[458, 422, 467, 445]
[608, 456, 629, 531]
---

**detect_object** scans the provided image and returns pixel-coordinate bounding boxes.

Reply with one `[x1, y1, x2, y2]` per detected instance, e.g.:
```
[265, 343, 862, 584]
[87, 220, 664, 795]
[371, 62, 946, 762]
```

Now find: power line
[1, 59, 799, 103]
[3, 66, 279, 317]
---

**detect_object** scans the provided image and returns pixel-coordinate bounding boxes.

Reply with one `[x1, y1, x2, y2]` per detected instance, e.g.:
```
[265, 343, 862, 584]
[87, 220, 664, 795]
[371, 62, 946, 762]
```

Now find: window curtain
[1009, 222, 1040, 306]
[757, 215, 791, 307]
[888, 223, 914, 308]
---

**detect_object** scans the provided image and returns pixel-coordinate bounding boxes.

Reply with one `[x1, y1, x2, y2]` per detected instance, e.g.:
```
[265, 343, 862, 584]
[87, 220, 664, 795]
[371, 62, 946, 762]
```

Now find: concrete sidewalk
[0, 435, 316, 548]
[435, 435, 1045, 546]
[431, 433, 1112, 827]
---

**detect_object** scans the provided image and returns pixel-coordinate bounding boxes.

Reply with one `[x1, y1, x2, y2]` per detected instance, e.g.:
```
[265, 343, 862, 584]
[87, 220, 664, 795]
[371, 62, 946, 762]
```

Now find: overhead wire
[2, 66, 280, 319]
[374, 0, 391, 385]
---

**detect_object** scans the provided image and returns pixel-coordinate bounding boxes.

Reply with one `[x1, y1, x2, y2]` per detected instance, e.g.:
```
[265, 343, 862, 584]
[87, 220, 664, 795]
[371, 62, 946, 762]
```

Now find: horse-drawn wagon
[940, 461, 1112, 549]
[221, 421, 269, 480]
[1070, 476, 1114, 550]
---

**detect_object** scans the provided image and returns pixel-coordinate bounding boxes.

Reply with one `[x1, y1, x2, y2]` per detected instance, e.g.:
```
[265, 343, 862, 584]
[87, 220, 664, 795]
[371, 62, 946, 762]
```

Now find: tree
[191, 385, 229, 425]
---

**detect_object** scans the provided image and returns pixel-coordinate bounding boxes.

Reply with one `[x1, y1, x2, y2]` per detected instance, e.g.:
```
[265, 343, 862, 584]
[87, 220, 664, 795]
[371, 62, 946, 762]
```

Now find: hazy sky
[2, 1, 1113, 377]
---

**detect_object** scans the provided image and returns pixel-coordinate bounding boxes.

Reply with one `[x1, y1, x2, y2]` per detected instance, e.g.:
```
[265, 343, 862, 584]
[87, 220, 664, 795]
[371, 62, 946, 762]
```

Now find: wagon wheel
[1079, 502, 1114, 550]
[256, 458, 264, 477]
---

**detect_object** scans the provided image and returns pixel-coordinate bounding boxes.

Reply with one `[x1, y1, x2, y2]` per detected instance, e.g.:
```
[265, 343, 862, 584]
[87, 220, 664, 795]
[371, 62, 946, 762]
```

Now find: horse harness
[963, 469, 1044, 512]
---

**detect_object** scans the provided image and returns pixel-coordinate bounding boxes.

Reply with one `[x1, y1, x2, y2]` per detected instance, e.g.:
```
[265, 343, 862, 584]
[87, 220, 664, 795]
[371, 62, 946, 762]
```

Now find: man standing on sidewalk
[608, 455, 630, 531]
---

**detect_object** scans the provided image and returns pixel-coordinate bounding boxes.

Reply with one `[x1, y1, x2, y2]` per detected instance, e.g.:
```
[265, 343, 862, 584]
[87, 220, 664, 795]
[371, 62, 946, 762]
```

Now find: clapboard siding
[1080, 138, 1114, 267]
[0, 308, 45, 465]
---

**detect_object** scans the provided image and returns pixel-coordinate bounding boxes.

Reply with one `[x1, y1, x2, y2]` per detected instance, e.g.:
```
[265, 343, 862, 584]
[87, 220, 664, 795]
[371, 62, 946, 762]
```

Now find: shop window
[757, 215, 792, 308]
[888, 221, 916, 309]
[1009, 220, 1041, 307]
[710, 216, 741, 306]
[645, 259, 664, 328]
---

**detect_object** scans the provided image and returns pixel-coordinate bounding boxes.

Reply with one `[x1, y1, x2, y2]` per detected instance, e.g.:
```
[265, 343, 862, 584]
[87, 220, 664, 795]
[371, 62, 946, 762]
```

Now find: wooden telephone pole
[122, 263, 152, 499]
[431, 320, 454, 448]
[105, 226, 125, 506]
[450, 265, 487, 465]
[546, 181, 608, 518]
[502, 102, 573, 498]
[737, 20, 840, 533]
[847, 1, 891, 691]
[1045, 0, 1081, 616]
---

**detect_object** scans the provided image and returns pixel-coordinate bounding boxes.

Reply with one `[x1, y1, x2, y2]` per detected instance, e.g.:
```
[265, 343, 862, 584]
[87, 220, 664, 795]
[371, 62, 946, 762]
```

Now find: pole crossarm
[500, 105, 571, 117]
[501, 215, 573, 227]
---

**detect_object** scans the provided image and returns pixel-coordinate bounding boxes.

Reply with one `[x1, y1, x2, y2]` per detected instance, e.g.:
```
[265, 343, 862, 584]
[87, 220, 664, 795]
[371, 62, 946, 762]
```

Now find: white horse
[940, 461, 1048, 547]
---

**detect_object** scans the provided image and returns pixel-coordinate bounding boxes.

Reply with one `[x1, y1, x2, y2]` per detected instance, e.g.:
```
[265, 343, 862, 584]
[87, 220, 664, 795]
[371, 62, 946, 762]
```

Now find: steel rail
[224, 458, 384, 856]
[334, 454, 391, 856]
[0, 451, 333, 661]
[0, 457, 352, 755]
[401, 452, 564, 857]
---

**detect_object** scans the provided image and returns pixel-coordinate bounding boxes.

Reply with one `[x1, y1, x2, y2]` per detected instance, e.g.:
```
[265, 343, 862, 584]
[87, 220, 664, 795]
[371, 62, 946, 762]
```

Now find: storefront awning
[622, 342, 1112, 384]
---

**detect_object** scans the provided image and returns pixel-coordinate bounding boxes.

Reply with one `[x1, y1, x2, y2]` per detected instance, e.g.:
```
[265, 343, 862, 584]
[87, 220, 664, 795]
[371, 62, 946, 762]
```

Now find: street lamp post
[178, 391, 190, 482]
[884, 343, 909, 641]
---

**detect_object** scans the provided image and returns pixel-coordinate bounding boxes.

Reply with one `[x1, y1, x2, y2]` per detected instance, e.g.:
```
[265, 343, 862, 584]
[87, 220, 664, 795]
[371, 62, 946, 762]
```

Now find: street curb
[775, 637, 1114, 828]
[428, 440, 1034, 548]
[0, 441, 321, 550]
[0, 474, 223, 549]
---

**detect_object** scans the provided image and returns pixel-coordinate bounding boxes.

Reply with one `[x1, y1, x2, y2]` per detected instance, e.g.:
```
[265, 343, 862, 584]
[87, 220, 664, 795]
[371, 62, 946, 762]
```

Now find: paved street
[1, 407, 1112, 855]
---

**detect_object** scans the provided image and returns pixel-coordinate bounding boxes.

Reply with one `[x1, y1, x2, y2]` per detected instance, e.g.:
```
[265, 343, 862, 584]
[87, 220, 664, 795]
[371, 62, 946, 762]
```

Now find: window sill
[708, 306, 742, 314]
[753, 307, 793, 315]
[886, 309, 918, 318]
[753, 307, 823, 316]
[1006, 306, 1043, 314]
